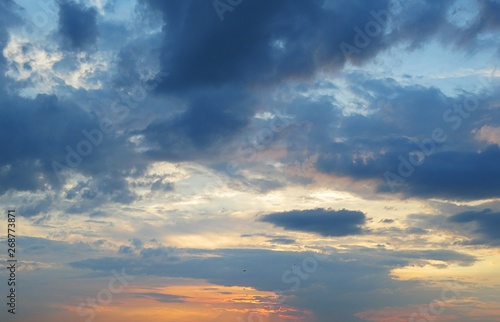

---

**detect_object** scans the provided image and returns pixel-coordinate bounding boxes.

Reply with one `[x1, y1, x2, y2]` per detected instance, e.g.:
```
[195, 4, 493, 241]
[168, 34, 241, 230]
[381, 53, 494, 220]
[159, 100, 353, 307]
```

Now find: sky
[0, 0, 499, 321]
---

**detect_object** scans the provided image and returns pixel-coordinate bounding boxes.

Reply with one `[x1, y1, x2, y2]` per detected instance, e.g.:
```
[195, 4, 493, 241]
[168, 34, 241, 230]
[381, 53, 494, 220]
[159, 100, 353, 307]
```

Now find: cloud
[453, 0, 500, 51]
[130, 238, 143, 249]
[140, 86, 255, 161]
[0, 92, 143, 202]
[259, 208, 366, 237]
[0, 0, 21, 88]
[58, 1, 99, 51]
[0, 94, 95, 194]
[18, 196, 52, 217]
[132, 0, 497, 174]
[0, 2, 499, 320]
[449, 208, 500, 246]
[312, 74, 500, 201]
[388, 145, 500, 200]
[389, 0, 454, 49]
[132, 292, 189, 303]
[474, 125, 500, 145]
[145, 0, 394, 91]
[88, 210, 109, 218]
[267, 237, 296, 245]
[139, 246, 180, 261]
[392, 249, 476, 266]
[135, 0, 400, 162]
[118, 245, 133, 254]
[69, 246, 478, 321]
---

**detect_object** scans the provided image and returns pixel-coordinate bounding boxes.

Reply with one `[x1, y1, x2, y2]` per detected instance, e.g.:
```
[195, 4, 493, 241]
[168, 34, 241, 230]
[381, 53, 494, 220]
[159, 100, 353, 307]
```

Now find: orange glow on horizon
[53, 282, 311, 322]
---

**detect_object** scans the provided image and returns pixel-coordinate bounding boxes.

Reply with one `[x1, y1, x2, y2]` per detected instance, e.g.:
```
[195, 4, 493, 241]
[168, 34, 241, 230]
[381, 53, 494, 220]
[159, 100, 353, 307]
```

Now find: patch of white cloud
[3, 36, 63, 95]
[3, 34, 110, 97]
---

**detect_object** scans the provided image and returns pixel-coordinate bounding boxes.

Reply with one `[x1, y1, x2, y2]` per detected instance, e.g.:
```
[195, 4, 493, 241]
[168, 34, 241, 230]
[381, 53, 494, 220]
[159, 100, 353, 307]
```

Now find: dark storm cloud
[449, 208, 500, 245]
[1, 0, 497, 202]
[0, 93, 140, 202]
[389, 144, 500, 200]
[140, 0, 484, 93]
[0, 94, 96, 194]
[313, 73, 500, 201]
[389, 0, 454, 49]
[136, 0, 399, 162]
[110, 31, 164, 88]
[454, 0, 500, 50]
[0, 2, 142, 201]
[140, 85, 255, 161]
[144, 0, 393, 91]
[318, 135, 500, 201]
[318, 142, 500, 201]
[260, 208, 366, 237]
[135, 0, 494, 166]
[58, 1, 99, 51]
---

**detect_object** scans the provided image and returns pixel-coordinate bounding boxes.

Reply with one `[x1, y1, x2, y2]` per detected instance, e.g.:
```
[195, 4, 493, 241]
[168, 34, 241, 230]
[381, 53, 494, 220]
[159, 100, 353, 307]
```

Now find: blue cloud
[259, 208, 366, 236]
[58, 1, 99, 51]
[449, 208, 500, 245]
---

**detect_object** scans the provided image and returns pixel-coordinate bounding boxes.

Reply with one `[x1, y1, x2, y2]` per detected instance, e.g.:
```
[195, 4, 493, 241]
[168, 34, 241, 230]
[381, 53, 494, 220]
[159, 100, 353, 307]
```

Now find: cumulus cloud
[313, 74, 500, 201]
[259, 208, 366, 237]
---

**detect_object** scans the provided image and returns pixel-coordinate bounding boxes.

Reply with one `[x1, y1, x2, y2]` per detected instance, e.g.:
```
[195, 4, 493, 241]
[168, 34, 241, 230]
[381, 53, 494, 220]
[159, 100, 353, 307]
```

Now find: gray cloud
[313, 74, 500, 201]
[260, 208, 367, 237]
[449, 208, 500, 246]
[58, 1, 99, 51]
